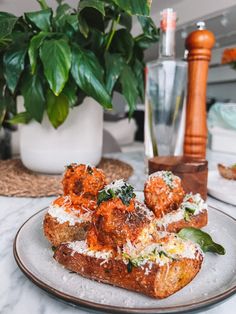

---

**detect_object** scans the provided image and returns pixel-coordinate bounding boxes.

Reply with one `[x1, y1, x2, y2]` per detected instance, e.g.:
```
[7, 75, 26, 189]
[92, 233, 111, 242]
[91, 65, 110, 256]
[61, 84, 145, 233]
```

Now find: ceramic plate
[14, 205, 236, 314]
[208, 170, 236, 205]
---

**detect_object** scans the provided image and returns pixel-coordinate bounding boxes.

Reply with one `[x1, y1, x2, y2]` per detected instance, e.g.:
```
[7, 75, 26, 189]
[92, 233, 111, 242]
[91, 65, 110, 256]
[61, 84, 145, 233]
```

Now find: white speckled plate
[14, 203, 236, 314]
[208, 170, 236, 205]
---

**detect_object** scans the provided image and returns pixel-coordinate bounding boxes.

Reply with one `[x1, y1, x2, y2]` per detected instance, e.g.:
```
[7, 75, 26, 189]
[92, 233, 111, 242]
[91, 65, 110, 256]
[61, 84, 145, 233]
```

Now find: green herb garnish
[178, 227, 226, 255]
[97, 181, 135, 205]
[51, 246, 57, 252]
[87, 165, 93, 174]
[127, 260, 133, 273]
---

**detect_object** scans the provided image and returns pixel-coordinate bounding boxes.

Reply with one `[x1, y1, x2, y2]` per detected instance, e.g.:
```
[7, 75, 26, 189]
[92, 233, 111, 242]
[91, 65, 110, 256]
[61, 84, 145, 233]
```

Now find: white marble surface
[0, 151, 236, 314]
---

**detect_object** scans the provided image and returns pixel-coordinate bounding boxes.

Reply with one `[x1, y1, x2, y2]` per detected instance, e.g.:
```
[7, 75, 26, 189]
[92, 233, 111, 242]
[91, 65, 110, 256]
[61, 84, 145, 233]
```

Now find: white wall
[0, 0, 77, 15]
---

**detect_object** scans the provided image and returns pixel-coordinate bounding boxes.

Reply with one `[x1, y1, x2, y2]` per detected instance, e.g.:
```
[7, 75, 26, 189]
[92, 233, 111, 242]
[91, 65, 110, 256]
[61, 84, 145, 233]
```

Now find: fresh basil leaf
[78, 0, 105, 16]
[111, 0, 150, 16]
[25, 9, 52, 31]
[3, 46, 27, 93]
[71, 45, 112, 109]
[97, 190, 112, 205]
[185, 207, 195, 214]
[20, 70, 45, 123]
[8, 111, 32, 124]
[46, 89, 69, 128]
[119, 64, 139, 117]
[127, 260, 133, 273]
[105, 52, 124, 94]
[40, 38, 71, 96]
[28, 31, 49, 74]
[184, 211, 191, 222]
[178, 227, 226, 255]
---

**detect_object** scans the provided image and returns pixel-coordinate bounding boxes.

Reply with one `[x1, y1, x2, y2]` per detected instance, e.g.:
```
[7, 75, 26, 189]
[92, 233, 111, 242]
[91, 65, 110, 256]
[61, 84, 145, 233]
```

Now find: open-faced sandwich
[43, 164, 224, 299]
[54, 179, 204, 298]
[144, 171, 208, 232]
[218, 163, 236, 180]
[43, 164, 106, 246]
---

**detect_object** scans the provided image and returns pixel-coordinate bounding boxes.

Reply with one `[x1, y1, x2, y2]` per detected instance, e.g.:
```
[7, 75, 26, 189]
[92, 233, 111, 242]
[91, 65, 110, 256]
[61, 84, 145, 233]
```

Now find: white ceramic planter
[19, 97, 103, 174]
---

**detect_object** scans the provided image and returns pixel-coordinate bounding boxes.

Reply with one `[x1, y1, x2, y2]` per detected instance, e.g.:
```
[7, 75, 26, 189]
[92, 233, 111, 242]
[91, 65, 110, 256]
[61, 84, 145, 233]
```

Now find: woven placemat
[0, 158, 133, 197]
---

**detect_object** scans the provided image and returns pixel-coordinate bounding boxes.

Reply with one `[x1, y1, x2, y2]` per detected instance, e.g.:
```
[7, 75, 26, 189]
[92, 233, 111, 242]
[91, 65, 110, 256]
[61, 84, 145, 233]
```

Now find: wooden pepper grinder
[184, 22, 215, 158]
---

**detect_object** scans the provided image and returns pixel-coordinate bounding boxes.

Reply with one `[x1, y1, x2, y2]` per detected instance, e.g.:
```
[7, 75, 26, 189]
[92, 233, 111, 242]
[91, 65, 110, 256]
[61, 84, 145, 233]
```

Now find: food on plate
[43, 196, 92, 246]
[54, 232, 203, 299]
[87, 180, 156, 251]
[144, 171, 185, 218]
[218, 163, 236, 180]
[156, 193, 208, 233]
[62, 163, 106, 210]
[43, 164, 106, 246]
[43, 165, 224, 299]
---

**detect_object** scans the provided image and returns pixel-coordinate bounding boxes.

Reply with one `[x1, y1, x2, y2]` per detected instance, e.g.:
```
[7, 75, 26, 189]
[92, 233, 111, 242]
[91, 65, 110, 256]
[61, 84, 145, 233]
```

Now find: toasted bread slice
[155, 193, 208, 233]
[43, 213, 90, 247]
[218, 163, 236, 180]
[156, 210, 208, 233]
[54, 235, 203, 299]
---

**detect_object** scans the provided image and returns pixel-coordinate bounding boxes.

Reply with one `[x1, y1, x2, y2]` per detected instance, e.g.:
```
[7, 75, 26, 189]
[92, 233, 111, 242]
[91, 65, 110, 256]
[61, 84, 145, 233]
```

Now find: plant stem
[36, 0, 49, 9]
[105, 14, 121, 52]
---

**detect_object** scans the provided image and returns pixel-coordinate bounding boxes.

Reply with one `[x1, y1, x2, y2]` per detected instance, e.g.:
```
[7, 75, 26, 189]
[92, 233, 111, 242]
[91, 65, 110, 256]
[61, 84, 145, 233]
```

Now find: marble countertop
[0, 150, 236, 314]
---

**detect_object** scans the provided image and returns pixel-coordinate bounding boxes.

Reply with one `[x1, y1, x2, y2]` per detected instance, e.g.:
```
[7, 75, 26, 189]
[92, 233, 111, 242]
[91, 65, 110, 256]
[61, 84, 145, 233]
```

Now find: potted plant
[0, 0, 158, 173]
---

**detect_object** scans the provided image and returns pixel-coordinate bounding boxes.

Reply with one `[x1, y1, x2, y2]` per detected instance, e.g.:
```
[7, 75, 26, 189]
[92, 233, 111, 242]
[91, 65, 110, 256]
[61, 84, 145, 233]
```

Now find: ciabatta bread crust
[43, 213, 90, 247]
[54, 243, 203, 299]
[157, 210, 208, 233]
[218, 163, 236, 180]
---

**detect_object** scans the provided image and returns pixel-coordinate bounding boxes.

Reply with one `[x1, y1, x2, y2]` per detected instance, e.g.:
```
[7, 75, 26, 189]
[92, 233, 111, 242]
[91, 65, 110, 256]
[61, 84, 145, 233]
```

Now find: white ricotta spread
[48, 205, 91, 226]
[156, 193, 207, 229]
[67, 241, 113, 260]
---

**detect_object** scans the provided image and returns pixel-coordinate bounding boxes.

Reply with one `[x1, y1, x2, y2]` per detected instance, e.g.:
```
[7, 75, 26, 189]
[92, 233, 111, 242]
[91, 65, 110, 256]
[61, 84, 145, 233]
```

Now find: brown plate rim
[13, 205, 236, 314]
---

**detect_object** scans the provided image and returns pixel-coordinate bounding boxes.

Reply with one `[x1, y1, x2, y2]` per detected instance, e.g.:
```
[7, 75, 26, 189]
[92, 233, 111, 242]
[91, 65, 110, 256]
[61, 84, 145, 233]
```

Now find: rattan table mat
[0, 158, 133, 197]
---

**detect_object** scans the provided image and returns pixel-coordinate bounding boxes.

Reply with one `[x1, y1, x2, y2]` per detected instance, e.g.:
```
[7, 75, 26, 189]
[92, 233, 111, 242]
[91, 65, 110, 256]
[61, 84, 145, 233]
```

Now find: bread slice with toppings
[156, 193, 208, 233]
[54, 233, 203, 299]
[218, 163, 236, 180]
[43, 196, 92, 247]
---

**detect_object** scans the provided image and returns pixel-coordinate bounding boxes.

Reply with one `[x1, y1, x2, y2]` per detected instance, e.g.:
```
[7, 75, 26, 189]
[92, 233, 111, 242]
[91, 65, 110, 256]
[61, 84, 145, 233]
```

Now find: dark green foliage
[0, 0, 158, 128]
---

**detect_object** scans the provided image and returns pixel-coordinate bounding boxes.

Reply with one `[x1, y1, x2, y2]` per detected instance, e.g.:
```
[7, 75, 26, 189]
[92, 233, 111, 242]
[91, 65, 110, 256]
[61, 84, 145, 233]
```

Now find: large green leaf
[8, 111, 32, 124]
[110, 29, 134, 62]
[119, 64, 139, 117]
[3, 46, 27, 93]
[136, 16, 159, 49]
[79, 0, 105, 16]
[111, 0, 151, 16]
[40, 38, 71, 96]
[178, 228, 226, 255]
[46, 89, 69, 128]
[71, 45, 112, 109]
[25, 9, 52, 31]
[20, 71, 45, 122]
[28, 31, 49, 74]
[62, 78, 78, 108]
[0, 12, 18, 47]
[105, 52, 124, 94]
